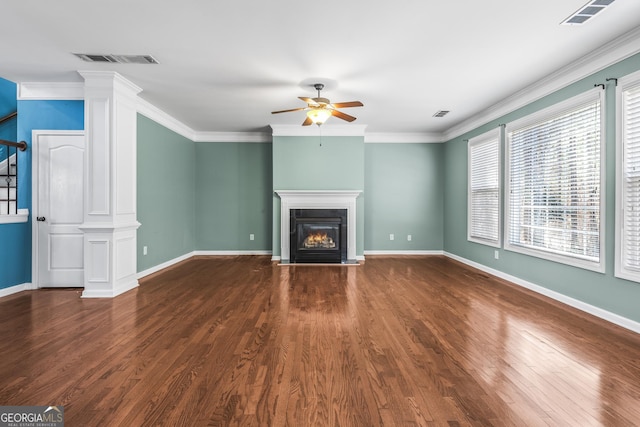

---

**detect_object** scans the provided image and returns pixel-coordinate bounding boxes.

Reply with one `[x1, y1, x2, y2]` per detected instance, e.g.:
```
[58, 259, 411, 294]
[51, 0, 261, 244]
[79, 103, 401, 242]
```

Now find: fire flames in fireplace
[303, 232, 336, 249]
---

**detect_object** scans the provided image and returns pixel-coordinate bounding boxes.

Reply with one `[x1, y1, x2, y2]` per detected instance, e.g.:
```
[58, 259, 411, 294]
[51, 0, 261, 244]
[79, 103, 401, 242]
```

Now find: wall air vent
[73, 53, 159, 64]
[433, 110, 450, 118]
[561, 0, 615, 25]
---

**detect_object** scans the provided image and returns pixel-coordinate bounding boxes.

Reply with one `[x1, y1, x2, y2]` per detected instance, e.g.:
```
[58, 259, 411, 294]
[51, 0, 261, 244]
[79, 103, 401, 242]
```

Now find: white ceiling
[2, 1, 640, 138]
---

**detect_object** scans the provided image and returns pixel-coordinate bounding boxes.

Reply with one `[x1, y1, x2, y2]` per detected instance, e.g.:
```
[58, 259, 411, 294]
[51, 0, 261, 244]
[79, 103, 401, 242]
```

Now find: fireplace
[275, 190, 361, 263]
[290, 209, 347, 263]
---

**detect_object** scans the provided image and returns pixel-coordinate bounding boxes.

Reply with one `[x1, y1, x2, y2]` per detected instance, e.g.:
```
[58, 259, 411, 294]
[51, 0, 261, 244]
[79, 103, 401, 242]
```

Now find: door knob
[37, 216, 46, 222]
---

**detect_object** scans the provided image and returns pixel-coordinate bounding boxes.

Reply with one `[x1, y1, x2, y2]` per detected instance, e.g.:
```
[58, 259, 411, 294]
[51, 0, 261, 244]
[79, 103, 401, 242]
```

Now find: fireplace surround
[275, 190, 361, 263]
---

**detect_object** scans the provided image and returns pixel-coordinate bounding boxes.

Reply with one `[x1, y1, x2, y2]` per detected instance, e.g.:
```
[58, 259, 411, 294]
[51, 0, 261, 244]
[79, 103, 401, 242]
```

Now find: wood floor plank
[1, 255, 639, 426]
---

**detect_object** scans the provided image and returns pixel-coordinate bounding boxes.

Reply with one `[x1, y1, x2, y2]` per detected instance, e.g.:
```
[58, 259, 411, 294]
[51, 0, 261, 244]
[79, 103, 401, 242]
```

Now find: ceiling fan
[271, 83, 363, 126]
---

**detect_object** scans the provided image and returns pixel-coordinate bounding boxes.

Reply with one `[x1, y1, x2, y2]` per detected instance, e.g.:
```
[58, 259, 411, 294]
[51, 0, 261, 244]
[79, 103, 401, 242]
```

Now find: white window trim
[467, 127, 502, 248]
[0, 208, 29, 224]
[1, 150, 27, 223]
[615, 69, 640, 283]
[504, 88, 606, 273]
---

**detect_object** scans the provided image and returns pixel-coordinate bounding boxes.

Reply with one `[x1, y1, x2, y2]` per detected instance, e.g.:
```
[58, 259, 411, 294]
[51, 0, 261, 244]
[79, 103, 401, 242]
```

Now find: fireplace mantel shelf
[275, 190, 362, 198]
[276, 190, 362, 263]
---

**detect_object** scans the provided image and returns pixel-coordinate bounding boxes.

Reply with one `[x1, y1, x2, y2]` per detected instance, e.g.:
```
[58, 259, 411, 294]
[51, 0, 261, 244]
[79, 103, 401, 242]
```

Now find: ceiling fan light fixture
[306, 108, 332, 125]
[272, 82, 362, 126]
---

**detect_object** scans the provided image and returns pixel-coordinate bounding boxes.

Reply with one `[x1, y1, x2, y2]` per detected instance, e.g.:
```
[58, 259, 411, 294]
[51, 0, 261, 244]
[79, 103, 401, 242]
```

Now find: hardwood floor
[1, 256, 639, 426]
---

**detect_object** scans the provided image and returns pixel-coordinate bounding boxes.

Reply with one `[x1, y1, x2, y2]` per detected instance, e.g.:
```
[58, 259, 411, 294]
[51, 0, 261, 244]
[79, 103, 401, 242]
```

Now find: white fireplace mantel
[276, 190, 362, 262]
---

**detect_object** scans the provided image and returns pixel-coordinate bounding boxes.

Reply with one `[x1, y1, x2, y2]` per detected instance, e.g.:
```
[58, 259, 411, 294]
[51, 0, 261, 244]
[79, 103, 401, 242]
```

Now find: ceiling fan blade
[331, 109, 357, 122]
[271, 107, 306, 114]
[302, 117, 313, 126]
[299, 97, 320, 106]
[331, 101, 363, 109]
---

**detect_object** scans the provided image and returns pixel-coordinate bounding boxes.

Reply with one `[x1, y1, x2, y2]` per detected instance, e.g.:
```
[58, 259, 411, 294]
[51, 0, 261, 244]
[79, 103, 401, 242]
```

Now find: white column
[78, 71, 141, 298]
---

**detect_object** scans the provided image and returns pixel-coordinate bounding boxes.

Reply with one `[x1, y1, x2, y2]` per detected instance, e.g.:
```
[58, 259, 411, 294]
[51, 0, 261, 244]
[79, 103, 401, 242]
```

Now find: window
[616, 70, 640, 282]
[0, 145, 17, 215]
[468, 128, 501, 247]
[505, 89, 604, 271]
[0, 143, 27, 224]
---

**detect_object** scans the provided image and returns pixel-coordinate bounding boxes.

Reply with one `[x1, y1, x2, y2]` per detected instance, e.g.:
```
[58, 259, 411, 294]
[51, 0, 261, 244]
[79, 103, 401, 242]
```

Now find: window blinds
[469, 136, 500, 245]
[621, 83, 640, 271]
[508, 98, 601, 263]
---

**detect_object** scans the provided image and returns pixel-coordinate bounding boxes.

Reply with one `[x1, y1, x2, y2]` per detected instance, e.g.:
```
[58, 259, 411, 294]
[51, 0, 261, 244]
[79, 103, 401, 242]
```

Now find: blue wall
[0, 97, 83, 290]
[0, 78, 19, 290]
[0, 78, 17, 159]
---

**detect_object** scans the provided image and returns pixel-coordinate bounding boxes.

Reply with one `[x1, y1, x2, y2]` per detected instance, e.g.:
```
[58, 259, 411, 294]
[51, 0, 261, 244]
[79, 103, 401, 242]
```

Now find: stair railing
[0, 111, 26, 216]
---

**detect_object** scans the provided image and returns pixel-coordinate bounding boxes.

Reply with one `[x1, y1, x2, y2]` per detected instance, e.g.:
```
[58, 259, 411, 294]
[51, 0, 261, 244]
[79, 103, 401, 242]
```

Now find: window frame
[504, 88, 606, 272]
[0, 146, 28, 223]
[615, 69, 640, 283]
[467, 127, 502, 248]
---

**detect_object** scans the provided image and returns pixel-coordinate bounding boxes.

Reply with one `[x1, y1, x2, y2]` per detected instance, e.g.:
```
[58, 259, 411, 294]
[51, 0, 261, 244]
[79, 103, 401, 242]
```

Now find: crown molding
[194, 131, 271, 143]
[137, 97, 272, 142]
[365, 132, 444, 143]
[78, 70, 142, 94]
[443, 26, 640, 141]
[270, 124, 367, 137]
[137, 97, 197, 141]
[19, 25, 639, 145]
[17, 82, 84, 100]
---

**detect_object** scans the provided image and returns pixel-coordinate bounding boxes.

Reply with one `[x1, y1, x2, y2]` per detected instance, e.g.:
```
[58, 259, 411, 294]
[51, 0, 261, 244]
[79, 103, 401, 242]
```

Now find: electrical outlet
[494, 250, 499, 260]
[390, 234, 395, 241]
[407, 234, 412, 241]
[249, 234, 255, 241]
[143, 246, 148, 256]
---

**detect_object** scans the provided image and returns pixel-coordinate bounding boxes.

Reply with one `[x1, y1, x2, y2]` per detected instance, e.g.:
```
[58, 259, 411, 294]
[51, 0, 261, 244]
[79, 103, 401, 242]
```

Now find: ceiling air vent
[433, 110, 450, 118]
[561, 0, 615, 25]
[111, 55, 159, 64]
[74, 53, 118, 63]
[73, 53, 159, 64]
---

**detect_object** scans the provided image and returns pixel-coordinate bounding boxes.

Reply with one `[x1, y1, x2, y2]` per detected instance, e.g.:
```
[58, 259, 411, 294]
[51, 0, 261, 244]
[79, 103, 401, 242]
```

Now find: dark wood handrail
[0, 111, 17, 125]
[0, 139, 27, 151]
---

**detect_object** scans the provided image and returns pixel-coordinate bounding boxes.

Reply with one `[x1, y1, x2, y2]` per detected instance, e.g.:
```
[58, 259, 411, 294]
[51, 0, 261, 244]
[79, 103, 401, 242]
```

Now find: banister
[0, 139, 27, 151]
[0, 111, 17, 125]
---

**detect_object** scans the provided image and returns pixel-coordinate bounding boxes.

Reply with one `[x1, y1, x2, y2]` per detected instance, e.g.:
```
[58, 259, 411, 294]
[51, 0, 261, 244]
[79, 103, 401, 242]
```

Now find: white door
[35, 131, 85, 288]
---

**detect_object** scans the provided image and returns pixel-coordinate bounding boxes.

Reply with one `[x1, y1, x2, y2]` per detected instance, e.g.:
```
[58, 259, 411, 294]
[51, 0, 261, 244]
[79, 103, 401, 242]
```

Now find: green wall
[134, 49, 640, 326]
[137, 115, 196, 272]
[443, 52, 640, 323]
[271, 135, 365, 258]
[136, 122, 443, 264]
[195, 142, 272, 251]
[365, 143, 444, 251]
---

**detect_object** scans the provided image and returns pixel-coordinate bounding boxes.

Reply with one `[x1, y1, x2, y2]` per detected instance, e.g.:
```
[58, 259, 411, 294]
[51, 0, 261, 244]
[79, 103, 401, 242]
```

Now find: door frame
[31, 130, 85, 290]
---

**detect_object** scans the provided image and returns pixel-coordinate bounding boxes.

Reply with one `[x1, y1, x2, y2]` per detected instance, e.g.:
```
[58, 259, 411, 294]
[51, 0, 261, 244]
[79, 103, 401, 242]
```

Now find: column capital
[78, 70, 143, 95]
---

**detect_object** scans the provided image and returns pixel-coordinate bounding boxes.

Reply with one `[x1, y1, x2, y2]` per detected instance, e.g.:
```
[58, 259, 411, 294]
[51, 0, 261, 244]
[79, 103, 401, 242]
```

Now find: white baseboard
[137, 252, 196, 279]
[137, 250, 273, 279]
[444, 252, 640, 335]
[364, 250, 445, 256]
[194, 250, 272, 257]
[0, 283, 31, 298]
[81, 281, 139, 298]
